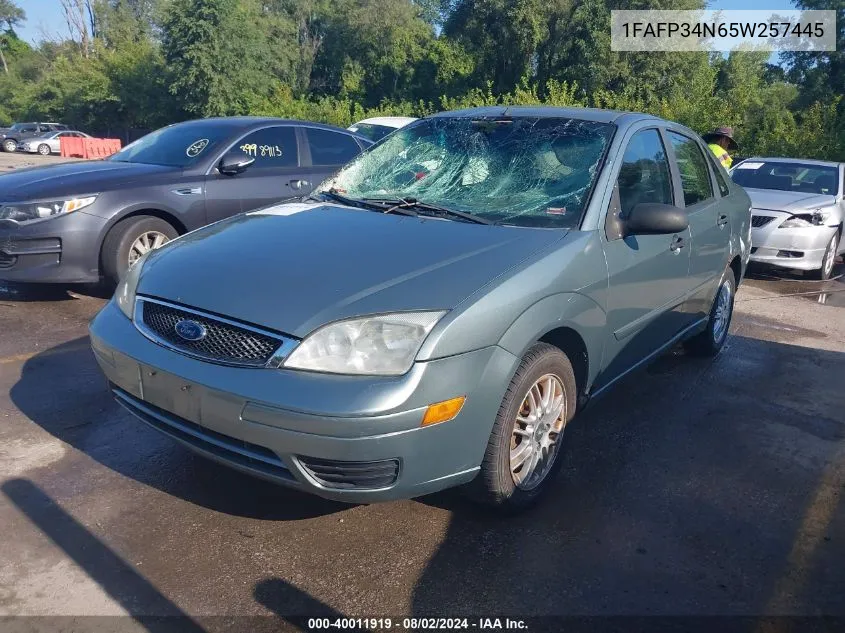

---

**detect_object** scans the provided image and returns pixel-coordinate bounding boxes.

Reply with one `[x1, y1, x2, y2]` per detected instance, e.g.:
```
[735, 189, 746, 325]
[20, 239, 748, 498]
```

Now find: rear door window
[710, 155, 730, 196]
[233, 126, 298, 168]
[667, 131, 714, 206]
[305, 128, 361, 166]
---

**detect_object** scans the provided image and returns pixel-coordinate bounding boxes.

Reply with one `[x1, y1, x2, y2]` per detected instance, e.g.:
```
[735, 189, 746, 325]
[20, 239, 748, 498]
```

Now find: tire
[684, 268, 736, 357]
[37, 144, 51, 156]
[810, 232, 839, 281]
[2, 139, 17, 153]
[101, 216, 178, 285]
[468, 342, 577, 513]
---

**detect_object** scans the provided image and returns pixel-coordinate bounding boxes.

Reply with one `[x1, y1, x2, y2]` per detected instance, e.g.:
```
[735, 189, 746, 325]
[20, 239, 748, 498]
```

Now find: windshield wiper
[362, 197, 492, 225]
[310, 190, 418, 216]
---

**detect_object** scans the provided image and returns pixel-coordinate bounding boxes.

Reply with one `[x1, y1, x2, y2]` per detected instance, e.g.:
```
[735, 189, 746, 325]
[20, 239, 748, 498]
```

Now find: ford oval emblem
[174, 319, 207, 342]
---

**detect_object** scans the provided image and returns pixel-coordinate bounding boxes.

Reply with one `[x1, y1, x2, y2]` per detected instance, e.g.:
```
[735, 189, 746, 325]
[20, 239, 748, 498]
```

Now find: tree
[0, 0, 25, 74]
[162, 0, 279, 117]
[58, 0, 95, 57]
[443, 0, 546, 94]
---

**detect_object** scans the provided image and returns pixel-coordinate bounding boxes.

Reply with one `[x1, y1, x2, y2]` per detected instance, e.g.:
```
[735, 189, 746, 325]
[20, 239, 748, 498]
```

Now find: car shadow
[8, 336, 347, 521]
[2, 478, 206, 631]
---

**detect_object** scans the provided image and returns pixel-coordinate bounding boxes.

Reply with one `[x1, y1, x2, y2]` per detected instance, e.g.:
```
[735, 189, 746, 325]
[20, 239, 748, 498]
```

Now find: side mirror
[625, 203, 688, 235]
[218, 151, 255, 176]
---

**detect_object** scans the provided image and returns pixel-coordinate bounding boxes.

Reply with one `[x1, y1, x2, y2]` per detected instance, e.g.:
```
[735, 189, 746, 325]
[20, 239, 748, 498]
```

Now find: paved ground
[1, 151, 844, 628]
[0, 262, 843, 630]
[0, 151, 75, 172]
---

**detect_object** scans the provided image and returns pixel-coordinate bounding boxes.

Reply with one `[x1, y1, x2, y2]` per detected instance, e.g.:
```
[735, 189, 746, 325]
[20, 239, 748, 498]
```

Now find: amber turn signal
[421, 396, 466, 426]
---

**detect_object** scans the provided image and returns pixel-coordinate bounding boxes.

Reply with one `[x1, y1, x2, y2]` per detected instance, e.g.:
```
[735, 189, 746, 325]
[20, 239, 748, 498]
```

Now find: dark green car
[89, 107, 751, 512]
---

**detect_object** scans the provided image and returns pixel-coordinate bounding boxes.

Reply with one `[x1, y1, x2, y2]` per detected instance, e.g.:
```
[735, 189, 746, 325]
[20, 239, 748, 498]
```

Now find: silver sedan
[731, 157, 844, 279]
[18, 131, 91, 156]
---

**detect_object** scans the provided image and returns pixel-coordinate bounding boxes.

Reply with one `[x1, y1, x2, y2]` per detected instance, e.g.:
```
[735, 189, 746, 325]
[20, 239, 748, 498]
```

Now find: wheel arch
[497, 292, 606, 399]
[538, 327, 589, 401]
[729, 254, 743, 287]
[98, 207, 187, 275]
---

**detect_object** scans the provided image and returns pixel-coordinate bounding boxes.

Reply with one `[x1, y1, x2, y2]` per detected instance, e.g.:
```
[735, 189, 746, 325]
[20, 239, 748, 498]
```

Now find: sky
[16, 0, 800, 47]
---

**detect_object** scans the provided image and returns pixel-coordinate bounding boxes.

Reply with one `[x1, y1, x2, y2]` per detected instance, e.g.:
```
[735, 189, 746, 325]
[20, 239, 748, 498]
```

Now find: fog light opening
[421, 396, 466, 426]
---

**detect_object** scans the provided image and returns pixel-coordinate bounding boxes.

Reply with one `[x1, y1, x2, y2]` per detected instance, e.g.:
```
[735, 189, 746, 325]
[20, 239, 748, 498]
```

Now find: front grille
[751, 215, 776, 228]
[139, 298, 282, 366]
[298, 456, 400, 490]
[0, 251, 16, 268]
[112, 386, 294, 481]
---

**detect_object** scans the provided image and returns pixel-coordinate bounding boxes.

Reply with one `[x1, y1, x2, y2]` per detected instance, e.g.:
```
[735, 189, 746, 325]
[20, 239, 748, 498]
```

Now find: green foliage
[0, 0, 841, 159]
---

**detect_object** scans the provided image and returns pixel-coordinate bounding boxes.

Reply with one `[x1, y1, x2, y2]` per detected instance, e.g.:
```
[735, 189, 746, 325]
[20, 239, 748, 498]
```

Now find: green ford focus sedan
[89, 106, 752, 513]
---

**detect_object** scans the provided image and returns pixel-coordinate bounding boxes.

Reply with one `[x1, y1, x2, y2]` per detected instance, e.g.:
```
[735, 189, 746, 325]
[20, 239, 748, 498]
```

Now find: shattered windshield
[321, 116, 615, 228]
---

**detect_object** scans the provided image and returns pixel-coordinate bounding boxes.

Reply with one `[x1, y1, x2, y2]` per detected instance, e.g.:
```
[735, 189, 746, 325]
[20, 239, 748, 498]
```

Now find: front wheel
[37, 144, 51, 156]
[2, 139, 17, 153]
[468, 342, 577, 512]
[684, 269, 736, 357]
[101, 216, 178, 285]
[811, 232, 839, 281]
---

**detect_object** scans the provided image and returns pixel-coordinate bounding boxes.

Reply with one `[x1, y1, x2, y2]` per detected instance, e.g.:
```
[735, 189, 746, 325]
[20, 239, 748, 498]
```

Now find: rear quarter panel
[727, 179, 753, 280]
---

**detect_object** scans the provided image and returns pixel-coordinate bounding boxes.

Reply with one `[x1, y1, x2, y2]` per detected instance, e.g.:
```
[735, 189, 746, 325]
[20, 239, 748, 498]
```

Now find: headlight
[114, 250, 150, 319]
[779, 208, 831, 228]
[0, 196, 97, 223]
[284, 311, 446, 376]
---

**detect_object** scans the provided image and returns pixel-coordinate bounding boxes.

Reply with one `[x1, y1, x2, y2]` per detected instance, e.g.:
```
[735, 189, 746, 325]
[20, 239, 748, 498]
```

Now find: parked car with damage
[0, 117, 372, 284]
[730, 157, 844, 280]
[89, 106, 751, 512]
[1, 122, 70, 153]
[19, 130, 92, 156]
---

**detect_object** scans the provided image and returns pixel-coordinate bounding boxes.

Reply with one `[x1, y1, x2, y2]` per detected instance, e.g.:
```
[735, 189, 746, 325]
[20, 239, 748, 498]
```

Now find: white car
[347, 116, 417, 142]
[731, 157, 844, 280]
[19, 130, 91, 156]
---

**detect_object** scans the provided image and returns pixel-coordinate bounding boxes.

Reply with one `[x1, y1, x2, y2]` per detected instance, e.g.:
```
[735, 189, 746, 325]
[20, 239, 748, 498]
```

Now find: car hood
[137, 202, 566, 337]
[0, 160, 177, 201]
[746, 188, 836, 213]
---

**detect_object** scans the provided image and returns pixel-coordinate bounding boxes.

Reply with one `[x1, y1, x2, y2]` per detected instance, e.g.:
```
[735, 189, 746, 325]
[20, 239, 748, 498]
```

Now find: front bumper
[89, 300, 519, 503]
[749, 212, 837, 271]
[0, 211, 106, 283]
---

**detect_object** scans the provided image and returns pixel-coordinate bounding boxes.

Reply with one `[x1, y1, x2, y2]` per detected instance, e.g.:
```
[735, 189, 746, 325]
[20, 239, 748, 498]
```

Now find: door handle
[670, 235, 686, 253]
[717, 213, 729, 228]
[289, 179, 310, 190]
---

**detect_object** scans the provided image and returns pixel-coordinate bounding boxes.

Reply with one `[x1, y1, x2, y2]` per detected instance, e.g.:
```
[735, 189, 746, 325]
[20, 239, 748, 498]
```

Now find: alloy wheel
[128, 231, 169, 267]
[823, 235, 838, 279]
[3, 140, 16, 152]
[38, 144, 51, 156]
[510, 373, 567, 490]
[712, 280, 732, 344]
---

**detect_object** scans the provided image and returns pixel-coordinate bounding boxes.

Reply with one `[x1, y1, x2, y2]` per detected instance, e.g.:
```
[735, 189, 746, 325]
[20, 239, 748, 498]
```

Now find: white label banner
[611, 10, 837, 52]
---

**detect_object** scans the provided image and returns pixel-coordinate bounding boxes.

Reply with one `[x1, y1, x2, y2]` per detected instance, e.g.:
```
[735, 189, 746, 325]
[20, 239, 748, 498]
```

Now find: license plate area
[140, 365, 201, 424]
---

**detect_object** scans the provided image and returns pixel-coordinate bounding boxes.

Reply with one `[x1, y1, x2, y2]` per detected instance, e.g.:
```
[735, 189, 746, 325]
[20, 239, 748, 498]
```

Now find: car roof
[428, 106, 660, 125]
[168, 116, 354, 134]
[353, 116, 418, 128]
[740, 156, 843, 169]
